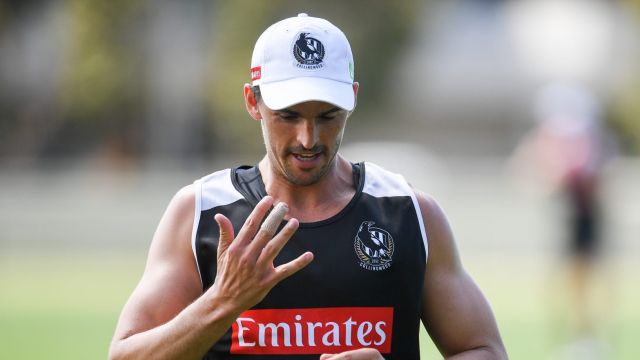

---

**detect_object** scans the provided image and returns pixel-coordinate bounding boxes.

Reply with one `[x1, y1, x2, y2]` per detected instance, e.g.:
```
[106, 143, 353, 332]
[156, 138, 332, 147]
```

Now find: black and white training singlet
[192, 162, 428, 359]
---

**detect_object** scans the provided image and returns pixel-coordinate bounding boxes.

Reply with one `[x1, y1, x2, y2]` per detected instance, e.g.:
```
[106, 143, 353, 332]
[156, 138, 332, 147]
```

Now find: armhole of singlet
[363, 162, 429, 265]
[409, 190, 429, 265]
[191, 179, 204, 287]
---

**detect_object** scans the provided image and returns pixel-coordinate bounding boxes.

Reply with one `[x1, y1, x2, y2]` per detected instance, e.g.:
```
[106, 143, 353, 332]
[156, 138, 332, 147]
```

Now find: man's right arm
[109, 187, 313, 360]
[109, 185, 231, 360]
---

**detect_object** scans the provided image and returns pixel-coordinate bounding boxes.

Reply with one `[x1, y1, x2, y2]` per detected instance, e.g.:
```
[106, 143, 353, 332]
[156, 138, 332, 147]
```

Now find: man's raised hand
[209, 196, 314, 316]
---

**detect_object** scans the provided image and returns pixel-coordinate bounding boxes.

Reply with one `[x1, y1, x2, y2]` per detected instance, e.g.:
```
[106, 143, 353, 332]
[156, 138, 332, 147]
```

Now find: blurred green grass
[0, 250, 143, 359]
[1, 249, 638, 359]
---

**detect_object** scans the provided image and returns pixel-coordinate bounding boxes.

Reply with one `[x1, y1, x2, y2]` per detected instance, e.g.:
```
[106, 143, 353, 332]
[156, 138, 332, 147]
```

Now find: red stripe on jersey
[231, 307, 393, 355]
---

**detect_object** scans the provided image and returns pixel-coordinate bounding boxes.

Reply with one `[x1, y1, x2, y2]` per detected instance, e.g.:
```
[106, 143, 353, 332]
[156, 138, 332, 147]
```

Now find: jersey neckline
[230, 162, 366, 228]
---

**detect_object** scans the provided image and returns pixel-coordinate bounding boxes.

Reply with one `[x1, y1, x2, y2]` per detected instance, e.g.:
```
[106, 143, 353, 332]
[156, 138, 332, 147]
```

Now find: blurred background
[1, 0, 639, 359]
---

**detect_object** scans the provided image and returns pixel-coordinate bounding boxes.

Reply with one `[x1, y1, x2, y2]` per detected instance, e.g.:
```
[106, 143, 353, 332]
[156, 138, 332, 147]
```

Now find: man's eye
[278, 113, 298, 120]
[319, 114, 337, 121]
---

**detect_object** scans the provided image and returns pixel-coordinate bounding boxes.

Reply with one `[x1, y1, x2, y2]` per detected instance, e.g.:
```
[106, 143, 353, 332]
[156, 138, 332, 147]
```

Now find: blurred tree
[142, 0, 215, 163]
[609, 77, 640, 155]
[206, 0, 423, 156]
[627, 0, 640, 17]
[55, 0, 145, 162]
[0, 1, 68, 164]
[609, 0, 640, 154]
[1, 1, 425, 165]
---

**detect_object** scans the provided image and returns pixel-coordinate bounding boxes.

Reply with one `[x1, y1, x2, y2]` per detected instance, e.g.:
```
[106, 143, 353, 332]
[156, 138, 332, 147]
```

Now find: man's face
[258, 100, 349, 186]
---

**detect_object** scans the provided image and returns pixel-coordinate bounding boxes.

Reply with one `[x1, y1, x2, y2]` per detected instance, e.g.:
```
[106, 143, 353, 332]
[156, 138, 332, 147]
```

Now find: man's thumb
[215, 213, 234, 256]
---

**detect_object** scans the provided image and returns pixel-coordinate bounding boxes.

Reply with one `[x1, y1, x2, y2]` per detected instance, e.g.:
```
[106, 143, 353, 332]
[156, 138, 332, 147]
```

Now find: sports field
[1, 250, 638, 359]
[1, 157, 638, 359]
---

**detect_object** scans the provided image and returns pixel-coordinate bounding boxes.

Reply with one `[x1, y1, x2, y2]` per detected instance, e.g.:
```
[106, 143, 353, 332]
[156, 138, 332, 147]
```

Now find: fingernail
[287, 218, 299, 227]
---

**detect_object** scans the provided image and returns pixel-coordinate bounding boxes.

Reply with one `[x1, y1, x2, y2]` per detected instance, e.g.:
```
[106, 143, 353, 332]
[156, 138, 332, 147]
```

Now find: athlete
[109, 14, 507, 360]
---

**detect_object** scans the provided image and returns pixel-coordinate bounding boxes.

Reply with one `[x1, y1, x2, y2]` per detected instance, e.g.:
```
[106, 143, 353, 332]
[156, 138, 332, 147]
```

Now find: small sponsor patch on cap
[251, 66, 261, 81]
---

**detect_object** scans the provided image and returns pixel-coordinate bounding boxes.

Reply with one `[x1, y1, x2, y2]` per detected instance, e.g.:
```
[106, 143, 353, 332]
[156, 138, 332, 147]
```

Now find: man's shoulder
[361, 161, 414, 198]
[361, 161, 442, 218]
[159, 184, 197, 226]
[362, 161, 407, 181]
[193, 167, 250, 211]
[195, 167, 234, 185]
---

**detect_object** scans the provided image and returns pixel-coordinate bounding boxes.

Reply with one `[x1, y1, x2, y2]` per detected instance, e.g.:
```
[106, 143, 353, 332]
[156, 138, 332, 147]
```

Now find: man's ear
[244, 84, 261, 120]
[352, 82, 359, 109]
[348, 82, 359, 116]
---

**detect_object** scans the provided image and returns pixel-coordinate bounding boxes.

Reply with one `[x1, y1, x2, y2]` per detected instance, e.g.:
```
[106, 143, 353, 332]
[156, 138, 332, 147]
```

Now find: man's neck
[258, 155, 356, 223]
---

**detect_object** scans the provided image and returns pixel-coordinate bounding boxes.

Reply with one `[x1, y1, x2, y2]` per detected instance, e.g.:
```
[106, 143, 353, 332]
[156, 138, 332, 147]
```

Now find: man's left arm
[416, 191, 507, 359]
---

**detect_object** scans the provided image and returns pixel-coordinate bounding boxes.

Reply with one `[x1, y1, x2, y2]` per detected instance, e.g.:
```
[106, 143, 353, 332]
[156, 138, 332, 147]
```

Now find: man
[509, 83, 614, 355]
[109, 13, 507, 360]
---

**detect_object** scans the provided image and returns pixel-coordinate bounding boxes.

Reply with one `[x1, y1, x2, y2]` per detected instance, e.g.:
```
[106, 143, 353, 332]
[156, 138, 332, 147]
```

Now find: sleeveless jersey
[192, 162, 428, 359]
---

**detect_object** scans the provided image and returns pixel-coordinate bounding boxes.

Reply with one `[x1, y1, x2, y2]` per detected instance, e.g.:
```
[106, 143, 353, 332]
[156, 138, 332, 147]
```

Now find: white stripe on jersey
[362, 162, 429, 264]
[191, 169, 244, 286]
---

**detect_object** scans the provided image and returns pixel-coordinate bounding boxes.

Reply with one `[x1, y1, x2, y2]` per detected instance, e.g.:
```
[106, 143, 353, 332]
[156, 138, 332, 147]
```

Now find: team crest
[354, 221, 394, 271]
[292, 32, 325, 70]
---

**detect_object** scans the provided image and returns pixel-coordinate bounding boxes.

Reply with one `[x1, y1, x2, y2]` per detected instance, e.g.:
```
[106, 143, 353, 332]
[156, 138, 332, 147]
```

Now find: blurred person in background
[109, 13, 506, 360]
[510, 82, 616, 358]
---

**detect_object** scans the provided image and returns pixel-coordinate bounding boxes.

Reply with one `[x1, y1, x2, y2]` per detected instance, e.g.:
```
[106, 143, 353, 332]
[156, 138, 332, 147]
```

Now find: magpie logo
[293, 32, 325, 70]
[354, 221, 394, 271]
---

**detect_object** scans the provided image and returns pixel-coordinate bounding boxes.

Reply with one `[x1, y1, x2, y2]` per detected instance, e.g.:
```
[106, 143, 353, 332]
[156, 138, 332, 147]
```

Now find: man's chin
[283, 167, 326, 186]
[285, 174, 322, 186]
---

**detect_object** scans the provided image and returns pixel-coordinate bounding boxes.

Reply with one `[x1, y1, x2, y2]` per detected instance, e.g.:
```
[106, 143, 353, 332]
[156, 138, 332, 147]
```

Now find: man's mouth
[293, 153, 320, 161]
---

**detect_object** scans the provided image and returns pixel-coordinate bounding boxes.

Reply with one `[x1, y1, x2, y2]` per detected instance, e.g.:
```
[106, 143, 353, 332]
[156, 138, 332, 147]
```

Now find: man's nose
[297, 120, 318, 150]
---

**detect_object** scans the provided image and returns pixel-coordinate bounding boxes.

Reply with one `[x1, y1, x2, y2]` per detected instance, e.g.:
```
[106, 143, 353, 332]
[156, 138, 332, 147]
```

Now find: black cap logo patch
[293, 32, 325, 70]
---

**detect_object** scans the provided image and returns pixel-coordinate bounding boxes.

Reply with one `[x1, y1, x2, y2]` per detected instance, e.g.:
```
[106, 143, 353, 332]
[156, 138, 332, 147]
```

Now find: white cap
[250, 13, 355, 111]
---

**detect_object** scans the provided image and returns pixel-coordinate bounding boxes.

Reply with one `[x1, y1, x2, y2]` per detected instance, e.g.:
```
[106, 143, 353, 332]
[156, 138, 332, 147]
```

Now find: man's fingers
[247, 202, 291, 261]
[260, 202, 289, 237]
[217, 197, 310, 289]
[235, 196, 274, 246]
[214, 213, 234, 257]
[256, 217, 299, 265]
[319, 348, 384, 360]
[273, 251, 314, 283]
[319, 355, 336, 360]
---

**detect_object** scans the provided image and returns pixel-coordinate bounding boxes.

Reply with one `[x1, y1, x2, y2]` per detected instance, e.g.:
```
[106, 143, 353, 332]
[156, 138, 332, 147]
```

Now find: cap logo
[292, 32, 325, 70]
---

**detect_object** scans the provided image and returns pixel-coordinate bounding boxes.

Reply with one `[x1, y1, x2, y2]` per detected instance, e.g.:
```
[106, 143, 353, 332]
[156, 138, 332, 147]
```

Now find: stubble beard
[269, 137, 342, 187]
[261, 119, 345, 187]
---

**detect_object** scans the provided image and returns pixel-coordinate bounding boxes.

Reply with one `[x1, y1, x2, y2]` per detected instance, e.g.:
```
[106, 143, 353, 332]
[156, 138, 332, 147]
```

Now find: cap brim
[259, 77, 355, 111]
